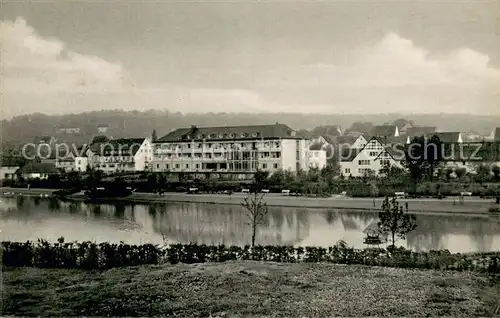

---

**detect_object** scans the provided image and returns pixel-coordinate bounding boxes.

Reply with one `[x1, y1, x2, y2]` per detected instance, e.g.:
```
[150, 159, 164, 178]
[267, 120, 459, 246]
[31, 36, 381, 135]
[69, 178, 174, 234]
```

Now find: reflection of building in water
[406, 215, 500, 252]
[149, 203, 309, 246]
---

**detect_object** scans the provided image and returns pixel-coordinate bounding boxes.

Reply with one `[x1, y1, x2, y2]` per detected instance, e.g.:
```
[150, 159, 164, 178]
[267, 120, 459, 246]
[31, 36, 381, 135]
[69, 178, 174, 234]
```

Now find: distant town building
[56, 127, 81, 134]
[0, 166, 19, 180]
[18, 163, 60, 180]
[97, 125, 110, 133]
[151, 123, 317, 177]
[87, 138, 151, 173]
[370, 125, 400, 138]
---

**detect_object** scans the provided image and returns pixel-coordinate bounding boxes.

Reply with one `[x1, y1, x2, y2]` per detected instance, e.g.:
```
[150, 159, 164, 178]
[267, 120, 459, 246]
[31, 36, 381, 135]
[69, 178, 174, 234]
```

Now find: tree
[378, 197, 417, 248]
[253, 170, 269, 190]
[403, 135, 444, 190]
[475, 164, 491, 183]
[346, 122, 374, 135]
[455, 167, 467, 180]
[492, 165, 500, 181]
[241, 191, 269, 247]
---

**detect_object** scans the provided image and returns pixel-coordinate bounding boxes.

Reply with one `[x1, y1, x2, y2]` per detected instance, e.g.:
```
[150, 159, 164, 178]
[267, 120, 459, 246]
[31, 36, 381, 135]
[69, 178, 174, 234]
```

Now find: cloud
[1, 17, 132, 93]
[1, 18, 499, 117]
[257, 32, 500, 114]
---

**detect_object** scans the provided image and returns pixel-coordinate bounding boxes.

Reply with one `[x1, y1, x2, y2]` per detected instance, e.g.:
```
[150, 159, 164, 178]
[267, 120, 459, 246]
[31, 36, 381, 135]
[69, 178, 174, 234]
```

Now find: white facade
[0, 166, 19, 180]
[340, 138, 403, 177]
[152, 138, 311, 174]
[88, 138, 148, 173]
[306, 150, 327, 169]
[74, 156, 89, 172]
[351, 135, 368, 149]
[55, 158, 75, 172]
[134, 138, 153, 171]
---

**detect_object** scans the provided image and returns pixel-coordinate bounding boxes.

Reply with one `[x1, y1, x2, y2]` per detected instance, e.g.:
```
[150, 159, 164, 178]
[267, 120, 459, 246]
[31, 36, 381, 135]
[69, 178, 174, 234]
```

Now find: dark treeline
[2, 110, 499, 145]
[2, 240, 500, 273]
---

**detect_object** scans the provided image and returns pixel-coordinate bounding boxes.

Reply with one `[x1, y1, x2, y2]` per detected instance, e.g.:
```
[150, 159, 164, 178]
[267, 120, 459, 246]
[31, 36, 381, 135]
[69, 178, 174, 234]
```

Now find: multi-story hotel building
[87, 138, 153, 173]
[151, 124, 319, 176]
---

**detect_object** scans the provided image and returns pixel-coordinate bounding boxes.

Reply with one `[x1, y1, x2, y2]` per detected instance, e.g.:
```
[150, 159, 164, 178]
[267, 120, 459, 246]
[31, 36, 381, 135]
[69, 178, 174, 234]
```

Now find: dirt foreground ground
[3, 261, 500, 316]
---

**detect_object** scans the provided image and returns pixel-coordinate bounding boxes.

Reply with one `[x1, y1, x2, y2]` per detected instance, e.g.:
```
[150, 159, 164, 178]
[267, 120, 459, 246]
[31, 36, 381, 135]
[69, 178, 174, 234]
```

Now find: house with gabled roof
[433, 132, 463, 143]
[18, 163, 60, 180]
[88, 138, 152, 173]
[152, 123, 314, 175]
[404, 126, 437, 143]
[339, 136, 403, 177]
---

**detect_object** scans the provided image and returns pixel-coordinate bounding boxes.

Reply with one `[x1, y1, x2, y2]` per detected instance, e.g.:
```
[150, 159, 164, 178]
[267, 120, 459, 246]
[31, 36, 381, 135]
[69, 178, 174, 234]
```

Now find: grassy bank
[3, 261, 500, 317]
[101, 192, 498, 214]
[2, 187, 498, 214]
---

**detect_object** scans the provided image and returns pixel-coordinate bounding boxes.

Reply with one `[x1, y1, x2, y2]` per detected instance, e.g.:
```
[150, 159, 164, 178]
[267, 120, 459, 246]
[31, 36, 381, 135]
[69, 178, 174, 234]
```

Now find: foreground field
[3, 261, 500, 317]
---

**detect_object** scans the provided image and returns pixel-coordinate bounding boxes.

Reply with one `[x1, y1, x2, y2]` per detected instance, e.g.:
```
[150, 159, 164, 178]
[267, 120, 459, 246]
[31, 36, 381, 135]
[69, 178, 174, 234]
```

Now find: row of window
[154, 162, 279, 170]
[156, 141, 282, 150]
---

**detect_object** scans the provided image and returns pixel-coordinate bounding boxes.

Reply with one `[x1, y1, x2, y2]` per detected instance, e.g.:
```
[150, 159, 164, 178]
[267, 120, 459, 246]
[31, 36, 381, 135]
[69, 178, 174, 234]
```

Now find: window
[369, 152, 378, 157]
[344, 168, 350, 174]
[185, 164, 189, 169]
[196, 164, 200, 169]
[358, 160, 370, 165]
[273, 163, 278, 169]
[380, 159, 390, 166]
[175, 164, 180, 169]
[166, 164, 169, 169]
[156, 164, 160, 169]
[262, 163, 267, 169]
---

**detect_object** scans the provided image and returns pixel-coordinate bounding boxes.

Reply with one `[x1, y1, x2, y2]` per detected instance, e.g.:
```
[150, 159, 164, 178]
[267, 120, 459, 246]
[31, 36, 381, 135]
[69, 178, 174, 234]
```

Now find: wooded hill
[1, 110, 498, 145]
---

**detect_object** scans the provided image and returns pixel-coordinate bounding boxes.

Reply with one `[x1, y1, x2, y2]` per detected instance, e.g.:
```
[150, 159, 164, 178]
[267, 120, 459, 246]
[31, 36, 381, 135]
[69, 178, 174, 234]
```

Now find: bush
[2, 240, 500, 274]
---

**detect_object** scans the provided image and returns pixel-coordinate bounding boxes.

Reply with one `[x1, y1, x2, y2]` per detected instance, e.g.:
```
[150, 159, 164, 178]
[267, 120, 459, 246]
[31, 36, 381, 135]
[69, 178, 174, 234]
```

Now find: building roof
[156, 123, 304, 142]
[334, 135, 358, 146]
[371, 125, 398, 137]
[33, 136, 56, 144]
[19, 163, 60, 174]
[0, 155, 25, 167]
[494, 127, 500, 141]
[406, 126, 437, 137]
[432, 132, 461, 143]
[340, 148, 362, 162]
[309, 141, 325, 151]
[90, 138, 145, 156]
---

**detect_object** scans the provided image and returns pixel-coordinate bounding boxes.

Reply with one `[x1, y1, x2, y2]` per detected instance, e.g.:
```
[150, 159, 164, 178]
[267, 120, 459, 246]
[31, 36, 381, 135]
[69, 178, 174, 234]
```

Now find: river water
[1, 196, 499, 253]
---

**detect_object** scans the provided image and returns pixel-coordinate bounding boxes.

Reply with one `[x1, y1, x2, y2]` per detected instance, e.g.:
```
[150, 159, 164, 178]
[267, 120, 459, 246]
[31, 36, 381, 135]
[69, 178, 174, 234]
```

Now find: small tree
[241, 191, 269, 247]
[378, 196, 417, 248]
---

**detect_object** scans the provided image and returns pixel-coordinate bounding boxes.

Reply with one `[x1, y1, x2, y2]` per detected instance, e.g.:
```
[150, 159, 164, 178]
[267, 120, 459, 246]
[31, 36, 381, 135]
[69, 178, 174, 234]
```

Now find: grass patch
[3, 262, 500, 317]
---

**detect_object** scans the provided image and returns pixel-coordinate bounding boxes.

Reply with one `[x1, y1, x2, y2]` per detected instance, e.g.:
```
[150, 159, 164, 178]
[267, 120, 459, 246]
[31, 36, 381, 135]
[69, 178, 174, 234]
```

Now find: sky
[1, 0, 499, 118]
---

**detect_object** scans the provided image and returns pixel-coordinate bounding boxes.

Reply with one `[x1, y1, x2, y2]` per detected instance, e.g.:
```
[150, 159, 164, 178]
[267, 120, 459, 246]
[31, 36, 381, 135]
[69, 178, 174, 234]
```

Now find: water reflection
[1, 196, 499, 253]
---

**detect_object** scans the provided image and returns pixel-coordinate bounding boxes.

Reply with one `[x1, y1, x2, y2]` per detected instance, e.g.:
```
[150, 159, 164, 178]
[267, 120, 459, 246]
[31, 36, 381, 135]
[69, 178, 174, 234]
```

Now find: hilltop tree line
[1, 110, 498, 146]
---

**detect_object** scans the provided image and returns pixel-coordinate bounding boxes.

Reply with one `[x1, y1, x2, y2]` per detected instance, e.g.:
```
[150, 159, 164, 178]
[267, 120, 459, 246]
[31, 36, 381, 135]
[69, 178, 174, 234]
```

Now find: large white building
[87, 138, 153, 173]
[151, 124, 320, 176]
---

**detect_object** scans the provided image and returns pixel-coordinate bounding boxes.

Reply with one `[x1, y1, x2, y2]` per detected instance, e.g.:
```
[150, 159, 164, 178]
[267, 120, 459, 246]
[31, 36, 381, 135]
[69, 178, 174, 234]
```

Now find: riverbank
[2, 187, 499, 215]
[3, 261, 499, 316]
[118, 192, 498, 215]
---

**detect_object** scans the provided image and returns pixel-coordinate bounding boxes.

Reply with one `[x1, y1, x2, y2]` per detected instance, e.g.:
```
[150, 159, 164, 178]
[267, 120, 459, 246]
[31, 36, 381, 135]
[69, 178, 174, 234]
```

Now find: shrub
[2, 240, 500, 274]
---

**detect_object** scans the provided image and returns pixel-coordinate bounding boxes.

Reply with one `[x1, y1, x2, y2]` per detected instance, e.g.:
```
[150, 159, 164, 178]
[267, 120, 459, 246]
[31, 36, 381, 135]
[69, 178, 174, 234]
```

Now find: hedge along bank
[2, 240, 500, 273]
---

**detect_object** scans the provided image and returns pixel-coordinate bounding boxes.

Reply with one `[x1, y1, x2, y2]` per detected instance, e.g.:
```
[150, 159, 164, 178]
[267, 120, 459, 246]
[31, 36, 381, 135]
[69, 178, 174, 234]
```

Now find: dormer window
[251, 132, 258, 138]
[291, 131, 296, 137]
[209, 133, 216, 139]
[218, 133, 224, 138]
[229, 133, 235, 138]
